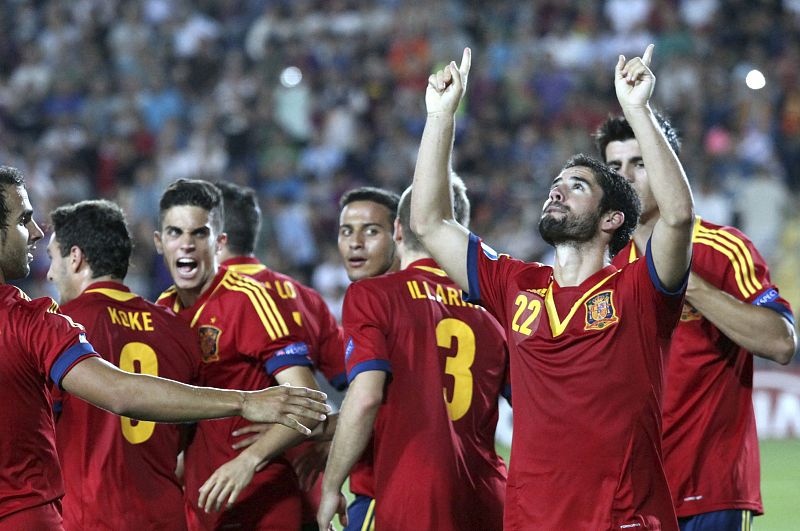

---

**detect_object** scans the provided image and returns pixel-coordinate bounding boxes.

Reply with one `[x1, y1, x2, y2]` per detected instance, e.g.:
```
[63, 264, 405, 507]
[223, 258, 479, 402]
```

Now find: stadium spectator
[410, 46, 692, 529]
[599, 111, 797, 529]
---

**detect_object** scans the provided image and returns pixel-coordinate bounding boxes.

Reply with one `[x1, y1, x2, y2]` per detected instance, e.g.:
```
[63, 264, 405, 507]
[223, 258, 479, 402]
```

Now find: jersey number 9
[119, 342, 159, 444]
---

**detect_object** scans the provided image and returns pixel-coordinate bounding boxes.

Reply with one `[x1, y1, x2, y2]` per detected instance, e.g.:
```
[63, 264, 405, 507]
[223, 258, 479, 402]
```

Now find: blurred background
[1, 0, 798, 526]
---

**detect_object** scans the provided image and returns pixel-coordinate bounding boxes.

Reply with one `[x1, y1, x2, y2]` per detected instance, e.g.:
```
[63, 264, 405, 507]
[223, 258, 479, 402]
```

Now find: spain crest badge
[584, 291, 619, 331]
[198, 325, 222, 362]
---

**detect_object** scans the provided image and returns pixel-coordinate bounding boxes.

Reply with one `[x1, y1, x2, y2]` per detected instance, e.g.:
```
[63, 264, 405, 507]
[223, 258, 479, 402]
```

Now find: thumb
[615, 55, 626, 78]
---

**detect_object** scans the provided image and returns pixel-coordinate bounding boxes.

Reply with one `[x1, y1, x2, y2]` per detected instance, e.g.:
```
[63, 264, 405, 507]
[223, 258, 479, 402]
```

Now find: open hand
[241, 383, 329, 435]
[197, 453, 260, 513]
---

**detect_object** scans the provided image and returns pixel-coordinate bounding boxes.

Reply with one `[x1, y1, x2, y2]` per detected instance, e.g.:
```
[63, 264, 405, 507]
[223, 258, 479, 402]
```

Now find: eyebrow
[551, 175, 592, 187]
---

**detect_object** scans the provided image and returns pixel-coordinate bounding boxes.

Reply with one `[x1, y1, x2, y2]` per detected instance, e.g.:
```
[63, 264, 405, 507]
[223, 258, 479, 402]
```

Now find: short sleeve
[342, 281, 392, 383]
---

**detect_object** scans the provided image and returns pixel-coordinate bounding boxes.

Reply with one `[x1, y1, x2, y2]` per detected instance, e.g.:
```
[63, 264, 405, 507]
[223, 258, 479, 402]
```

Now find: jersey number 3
[437, 318, 475, 421]
[119, 342, 158, 444]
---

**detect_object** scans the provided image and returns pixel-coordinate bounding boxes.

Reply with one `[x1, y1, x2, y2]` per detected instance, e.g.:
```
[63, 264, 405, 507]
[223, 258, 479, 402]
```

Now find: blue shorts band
[679, 509, 753, 531]
[344, 495, 375, 531]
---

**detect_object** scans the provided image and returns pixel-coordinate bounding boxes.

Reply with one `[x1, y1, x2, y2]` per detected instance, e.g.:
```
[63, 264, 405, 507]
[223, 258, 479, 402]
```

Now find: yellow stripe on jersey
[221, 273, 289, 339]
[227, 263, 268, 276]
[361, 499, 376, 531]
[694, 226, 762, 298]
[46, 299, 82, 329]
[414, 265, 449, 277]
[230, 273, 290, 336]
[85, 288, 138, 302]
[544, 271, 621, 337]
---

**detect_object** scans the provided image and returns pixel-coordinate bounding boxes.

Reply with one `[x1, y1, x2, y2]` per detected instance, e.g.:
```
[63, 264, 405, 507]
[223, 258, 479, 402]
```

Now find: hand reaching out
[615, 44, 655, 110]
[426, 47, 472, 116]
[240, 383, 330, 435]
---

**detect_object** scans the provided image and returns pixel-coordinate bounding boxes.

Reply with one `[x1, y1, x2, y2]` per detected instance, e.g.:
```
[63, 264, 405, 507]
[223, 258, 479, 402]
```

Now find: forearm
[321, 386, 381, 494]
[623, 106, 693, 227]
[64, 359, 244, 422]
[410, 113, 457, 236]
[240, 421, 318, 468]
[688, 283, 797, 363]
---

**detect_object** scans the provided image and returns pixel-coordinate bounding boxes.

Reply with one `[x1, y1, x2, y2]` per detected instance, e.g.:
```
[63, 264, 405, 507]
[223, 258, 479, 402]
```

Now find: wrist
[426, 111, 456, 120]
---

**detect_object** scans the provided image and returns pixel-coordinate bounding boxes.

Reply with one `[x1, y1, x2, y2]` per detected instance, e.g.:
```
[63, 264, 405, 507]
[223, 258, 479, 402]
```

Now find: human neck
[80, 274, 120, 293]
[399, 247, 431, 270]
[552, 241, 609, 287]
[632, 210, 659, 251]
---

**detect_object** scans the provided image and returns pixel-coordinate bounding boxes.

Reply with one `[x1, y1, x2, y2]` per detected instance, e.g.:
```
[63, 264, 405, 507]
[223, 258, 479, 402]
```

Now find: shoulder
[156, 286, 177, 306]
[693, 218, 755, 250]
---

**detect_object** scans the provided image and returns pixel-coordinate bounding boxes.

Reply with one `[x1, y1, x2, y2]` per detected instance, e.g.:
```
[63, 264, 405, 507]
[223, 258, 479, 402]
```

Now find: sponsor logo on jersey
[198, 325, 222, 362]
[345, 337, 355, 361]
[680, 303, 702, 321]
[584, 290, 619, 331]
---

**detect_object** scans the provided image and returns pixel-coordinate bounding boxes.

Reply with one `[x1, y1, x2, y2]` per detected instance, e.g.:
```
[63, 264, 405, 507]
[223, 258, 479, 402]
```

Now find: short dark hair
[0, 166, 25, 236]
[215, 181, 261, 255]
[159, 179, 224, 233]
[562, 154, 641, 257]
[593, 111, 681, 162]
[338, 187, 400, 228]
[397, 174, 470, 253]
[50, 200, 132, 279]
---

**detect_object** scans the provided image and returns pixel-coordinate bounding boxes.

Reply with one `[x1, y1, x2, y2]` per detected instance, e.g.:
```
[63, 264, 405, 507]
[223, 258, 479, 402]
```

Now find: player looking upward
[409, 45, 693, 529]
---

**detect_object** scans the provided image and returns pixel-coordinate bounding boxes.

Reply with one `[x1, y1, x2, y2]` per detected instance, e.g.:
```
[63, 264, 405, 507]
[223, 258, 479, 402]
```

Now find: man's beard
[538, 206, 601, 248]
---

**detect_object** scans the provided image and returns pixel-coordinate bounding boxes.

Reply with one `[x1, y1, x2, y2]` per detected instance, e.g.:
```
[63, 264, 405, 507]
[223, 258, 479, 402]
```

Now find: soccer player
[197, 180, 345, 531]
[46, 199, 202, 530]
[0, 168, 328, 530]
[154, 179, 324, 530]
[337, 187, 400, 282]
[336, 186, 400, 530]
[410, 46, 693, 529]
[318, 178, 509, 531]
[597, 114, 797, 529]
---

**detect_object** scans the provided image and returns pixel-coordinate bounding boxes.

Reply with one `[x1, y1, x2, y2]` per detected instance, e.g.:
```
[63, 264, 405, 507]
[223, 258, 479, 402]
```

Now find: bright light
[745, 69, 766, 90]
[279, 66, 302, 88]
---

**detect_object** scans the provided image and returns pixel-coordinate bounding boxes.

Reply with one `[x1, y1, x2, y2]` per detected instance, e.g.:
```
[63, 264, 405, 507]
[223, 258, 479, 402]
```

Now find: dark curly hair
[50, 200, 132, 279]
[562, 154, 641, 257]
[593, 111, 681, 162]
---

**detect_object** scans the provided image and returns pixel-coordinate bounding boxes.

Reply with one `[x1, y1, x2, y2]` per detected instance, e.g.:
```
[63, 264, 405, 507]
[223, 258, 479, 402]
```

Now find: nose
[349, 232, 364, 249]
[617, 163, 634, 182]
[548, 186, 563, 203]
[28, 219, 44, 244]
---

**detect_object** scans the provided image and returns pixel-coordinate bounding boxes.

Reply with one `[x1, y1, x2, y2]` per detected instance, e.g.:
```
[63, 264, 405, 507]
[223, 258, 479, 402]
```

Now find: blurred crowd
[0, 0, 798, 354]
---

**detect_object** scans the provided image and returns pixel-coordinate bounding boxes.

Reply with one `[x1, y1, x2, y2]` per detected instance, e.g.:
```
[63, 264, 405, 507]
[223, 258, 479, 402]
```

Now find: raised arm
[410, 47, 472, 291]
[615, 45, 694, 290]
[62, 357, 329, 432]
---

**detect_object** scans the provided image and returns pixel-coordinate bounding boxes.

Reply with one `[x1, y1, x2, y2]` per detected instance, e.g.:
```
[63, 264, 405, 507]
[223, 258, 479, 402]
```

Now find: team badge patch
[584, 291, 619, 331]
[680, 303, 702, 321]
[198, 325, 222, 363]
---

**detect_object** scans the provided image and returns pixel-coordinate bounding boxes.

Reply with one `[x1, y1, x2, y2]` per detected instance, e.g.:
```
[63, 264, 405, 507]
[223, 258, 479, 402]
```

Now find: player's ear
[393, 217, 403, 244]
[216, 232, 227, 253]
[153, 231, 164, 255]
[601, 210, 624, 232]
[69, 245, 84, 273]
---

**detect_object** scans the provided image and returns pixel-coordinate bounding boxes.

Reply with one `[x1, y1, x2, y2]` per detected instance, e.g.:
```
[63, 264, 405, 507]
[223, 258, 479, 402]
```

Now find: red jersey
[55, 281, 201, 531]
[613, 217, 795, 517]
[222, 257, 346, 389]
[157, 268, 312, 530]
[466, 234, 684, 530]
[343, 258, 508, 531]
[0, 285, 98, 522]
[222, 257, 346, 522]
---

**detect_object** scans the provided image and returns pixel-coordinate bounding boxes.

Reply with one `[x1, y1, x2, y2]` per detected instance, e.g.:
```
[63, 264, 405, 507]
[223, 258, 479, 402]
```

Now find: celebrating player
[0, 168, 328, 530]
[319, 178, 509, 531]
[597, 113, 797, 529]
[410, 45, 692, 529]
[154, 179, 324, 530]
[48, 199, 201, 530]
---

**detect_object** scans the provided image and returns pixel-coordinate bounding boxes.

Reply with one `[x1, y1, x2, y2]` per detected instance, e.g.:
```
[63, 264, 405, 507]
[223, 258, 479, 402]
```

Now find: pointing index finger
[642, 44, 654, 67]
[459, 47, 471, 79]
